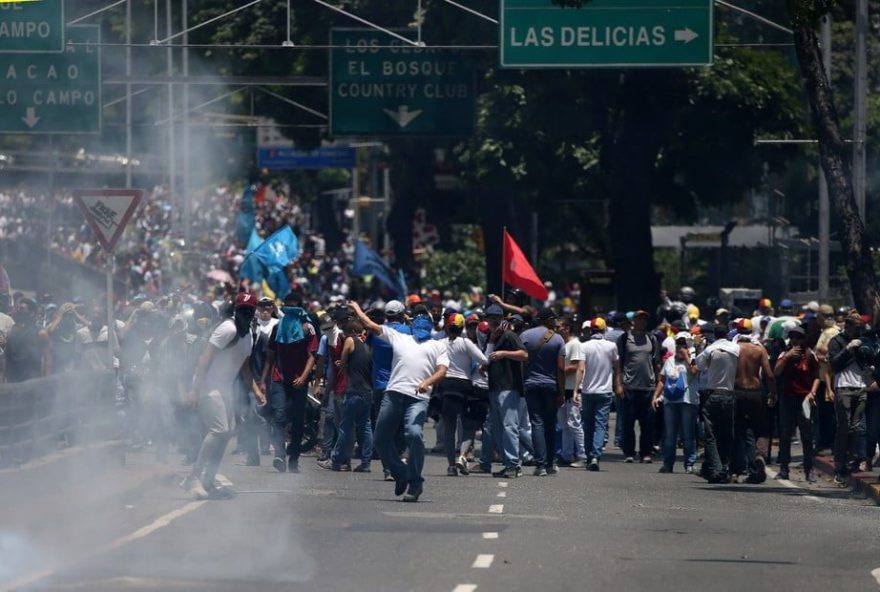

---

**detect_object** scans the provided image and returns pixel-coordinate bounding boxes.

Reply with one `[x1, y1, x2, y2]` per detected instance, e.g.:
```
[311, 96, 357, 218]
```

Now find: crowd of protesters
[3, 275, 877, 500]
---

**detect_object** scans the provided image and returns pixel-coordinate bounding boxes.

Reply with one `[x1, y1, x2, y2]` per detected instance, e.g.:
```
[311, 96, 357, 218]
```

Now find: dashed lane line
[488, 504, 504, 514]
[482, 532, 499, 540]
[497, 491, 507, 498]
[870, 567, 880, 586]
[472, 554, 495, 569]
[498, 481, 508, 488]
[452, 585, 478, 592]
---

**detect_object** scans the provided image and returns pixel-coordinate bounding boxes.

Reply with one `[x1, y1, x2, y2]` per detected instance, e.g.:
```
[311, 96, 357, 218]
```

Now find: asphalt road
[2, 426, 880, 592]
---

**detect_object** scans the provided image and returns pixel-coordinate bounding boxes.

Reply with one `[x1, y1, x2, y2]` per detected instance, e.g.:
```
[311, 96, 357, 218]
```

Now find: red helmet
[477, 321, 490, 334]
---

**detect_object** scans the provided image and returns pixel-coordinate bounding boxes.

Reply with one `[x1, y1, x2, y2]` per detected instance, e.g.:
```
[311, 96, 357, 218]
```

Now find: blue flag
[352, 240, 405, 298]
[235, 184, 257, 245]
[239, 226, 300, 296]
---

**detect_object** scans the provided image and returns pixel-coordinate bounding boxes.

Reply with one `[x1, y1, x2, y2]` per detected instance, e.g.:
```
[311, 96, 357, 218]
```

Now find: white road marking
[765, 467, 824, 503]
[498, 482, 508, 488]
[497, 491, 507, 498]
[452, 585, 478, 592]
[482, 532, 499, 540]
[472, 554, 495, 569]
[0, 501, 207, 592]
[870, 567, 880, 586]
[488, 504, 504, 514]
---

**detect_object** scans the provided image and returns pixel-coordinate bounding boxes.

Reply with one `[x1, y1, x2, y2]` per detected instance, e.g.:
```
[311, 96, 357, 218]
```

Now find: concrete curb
[813, 454, 880, 504]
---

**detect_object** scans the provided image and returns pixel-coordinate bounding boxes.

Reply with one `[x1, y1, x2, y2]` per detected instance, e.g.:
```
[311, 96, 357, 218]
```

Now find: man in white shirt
[574, 318, 620, 471]
[185, 292, 264, 499]
[349, 301, 449, 502]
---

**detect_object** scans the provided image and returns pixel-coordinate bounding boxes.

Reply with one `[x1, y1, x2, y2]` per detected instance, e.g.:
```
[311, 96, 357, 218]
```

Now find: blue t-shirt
[367, 322, 412, 390]
[520, 326, 565, 387]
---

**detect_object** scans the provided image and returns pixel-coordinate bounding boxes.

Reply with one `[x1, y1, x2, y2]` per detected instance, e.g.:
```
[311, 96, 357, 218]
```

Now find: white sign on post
[72, 189, 143, 252]
[72, 189, 143, 368]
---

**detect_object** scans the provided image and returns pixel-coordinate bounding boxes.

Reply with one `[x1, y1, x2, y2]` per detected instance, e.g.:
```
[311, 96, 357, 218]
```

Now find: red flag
[502, 230, 549, 301]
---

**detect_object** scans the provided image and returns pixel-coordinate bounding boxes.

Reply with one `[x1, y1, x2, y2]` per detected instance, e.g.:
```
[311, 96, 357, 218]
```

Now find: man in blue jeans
[483, 304, 529, 479]
[318, 319, 373, 472]
[258, 292, 318, 474]
[520, 308, 566, 476]
[348, 301, 449, 502]
[574, 317, 620, 471]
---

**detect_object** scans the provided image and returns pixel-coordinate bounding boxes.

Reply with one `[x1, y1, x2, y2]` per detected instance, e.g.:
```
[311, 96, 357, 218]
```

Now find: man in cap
[520, 307, 566, 475]
[185, 292, 263, 499]
[348, 301, 448, 502]
[574, 317, 620, 471]
[615, 310, 660, 463]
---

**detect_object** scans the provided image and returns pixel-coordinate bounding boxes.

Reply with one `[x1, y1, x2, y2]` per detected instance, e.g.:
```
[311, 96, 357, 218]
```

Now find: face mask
[234, 308, 255, 337]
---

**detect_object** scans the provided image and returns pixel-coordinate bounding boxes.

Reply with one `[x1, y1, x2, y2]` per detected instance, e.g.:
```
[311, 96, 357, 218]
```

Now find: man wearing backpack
[652, 336, 699, 473]
[615, 310, 661, 463]
[520, 308, 566, 476]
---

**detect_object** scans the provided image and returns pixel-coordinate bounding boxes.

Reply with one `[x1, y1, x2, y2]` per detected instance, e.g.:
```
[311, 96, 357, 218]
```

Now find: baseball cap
[235, 292, 257, 309]
[758, 298, 773, 309]
[465, 313, 481, 325]
[788, 326, 806, 338]
[536, 307, 557, 322]
[384, 300, 405, 316]
[591, 317, 607, 331]
[715, 308, 730, 317]
[818, 304, 835, 316]
[257, 296, 274, 307]
[735, 318, 753, 331]
[802, 301, 820, 313]
[634, 310, 650, 319]
[446, 313, 465, 328]
[780, 298, 794, 309]
[686, 304, 700, 319]
[484, 303, 504, 317]
[581, 320, 592, 331]
[406, 294, 422, 306]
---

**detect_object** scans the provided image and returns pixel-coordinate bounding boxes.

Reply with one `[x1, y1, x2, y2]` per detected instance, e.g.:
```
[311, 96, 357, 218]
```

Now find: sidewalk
[812, 453, 880, 505]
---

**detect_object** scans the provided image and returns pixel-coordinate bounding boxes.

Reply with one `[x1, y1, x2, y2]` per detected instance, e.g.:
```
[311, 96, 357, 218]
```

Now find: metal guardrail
[0, 370, 117, 468]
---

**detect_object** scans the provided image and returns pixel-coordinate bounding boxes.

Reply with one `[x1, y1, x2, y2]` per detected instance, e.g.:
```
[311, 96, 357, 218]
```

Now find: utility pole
[182, 0, 191, 245]
[125, 0, 132, 189]
[819, 14, 831, 302]
[854, 0, 868, 222]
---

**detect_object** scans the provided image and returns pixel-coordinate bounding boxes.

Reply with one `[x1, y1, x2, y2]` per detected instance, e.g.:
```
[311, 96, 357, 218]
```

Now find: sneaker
[658, 466, 673, 474]
[684, 465, 694, 475]
[470, 463, 492, 474]
[456, 456, 470, 475]
[189, 482, 209, 500]
[339, 464, 352, 472]
[754, 456, 767, 483]
[833, 472, 847, 486]
[546, 464, 559, 475]
[273, 457, 287, 473]
[447, 466, 458, 477]
[569, 460, 585, 469]
[316, 459, 340, 471]
[402, 489, 421, 502]
[859, 461, 869, 473]
[492, 467, 519, 479]
[624, 456, 635, 463]
[353, 463, 371, 473]
[641, 456, 653, 464]
[533, 466, 548, 477]
[806, 469, 818, 483]
[394, 476, 408, 496]
[287, 458, 300, 473]
[588, 458, 599, 472]
[776, 467, 790, 480]
[515, 465, 523, 478]
[384, 471, 395, 482]
[206, 486, 238, 500]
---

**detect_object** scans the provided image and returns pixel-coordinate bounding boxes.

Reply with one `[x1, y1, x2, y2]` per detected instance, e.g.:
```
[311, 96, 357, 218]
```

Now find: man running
[348, 300, 449, 502]
[185, 292, 263, 499]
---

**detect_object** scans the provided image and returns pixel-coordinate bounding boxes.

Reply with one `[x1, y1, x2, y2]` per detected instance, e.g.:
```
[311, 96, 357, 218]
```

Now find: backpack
[663, 364, 687, 401]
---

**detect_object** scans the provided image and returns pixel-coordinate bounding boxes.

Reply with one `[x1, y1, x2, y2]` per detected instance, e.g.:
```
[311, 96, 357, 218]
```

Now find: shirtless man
[733, 319, 777, 484]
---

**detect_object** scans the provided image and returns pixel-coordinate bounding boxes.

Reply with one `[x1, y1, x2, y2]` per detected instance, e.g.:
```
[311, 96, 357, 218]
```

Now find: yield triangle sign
[72, 189, 144, 252]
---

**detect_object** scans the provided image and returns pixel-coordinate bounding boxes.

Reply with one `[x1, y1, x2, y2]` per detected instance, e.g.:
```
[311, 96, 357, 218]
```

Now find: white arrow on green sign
[0, 25, 101, 134]
[500, 0, 713, 68]
[0, 0, 65, 53]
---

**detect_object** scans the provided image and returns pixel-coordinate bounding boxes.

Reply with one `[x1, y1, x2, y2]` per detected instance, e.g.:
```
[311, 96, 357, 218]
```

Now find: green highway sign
[0, 25, 101, 134]
[500, 0, 713, 68]
[0, 0, 65, 53]
[330, 28, 475, 136]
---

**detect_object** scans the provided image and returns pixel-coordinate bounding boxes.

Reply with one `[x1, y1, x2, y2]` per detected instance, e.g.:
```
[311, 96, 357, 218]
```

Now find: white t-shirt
[380, 325, 450, 400]
[574, 335, 619, 394]
[203, 319, 253, 394]
[564, 338, 581, 391]
[441, 336, 488, 381]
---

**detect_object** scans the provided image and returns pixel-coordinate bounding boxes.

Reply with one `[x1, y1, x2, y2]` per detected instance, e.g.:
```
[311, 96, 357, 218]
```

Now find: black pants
[524, 384, 560, 469]
[439, 377, 473, 466]
[778, 395, 814, 472]
[701, 390, 735, 479]
[733, 390, 770, 477]
[834, 388, 867, 472]
[621, 389, 654, 459]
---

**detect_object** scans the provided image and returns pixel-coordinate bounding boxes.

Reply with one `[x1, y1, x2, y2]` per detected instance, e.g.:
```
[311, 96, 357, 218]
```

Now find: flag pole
[501, 226, 506, 297]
